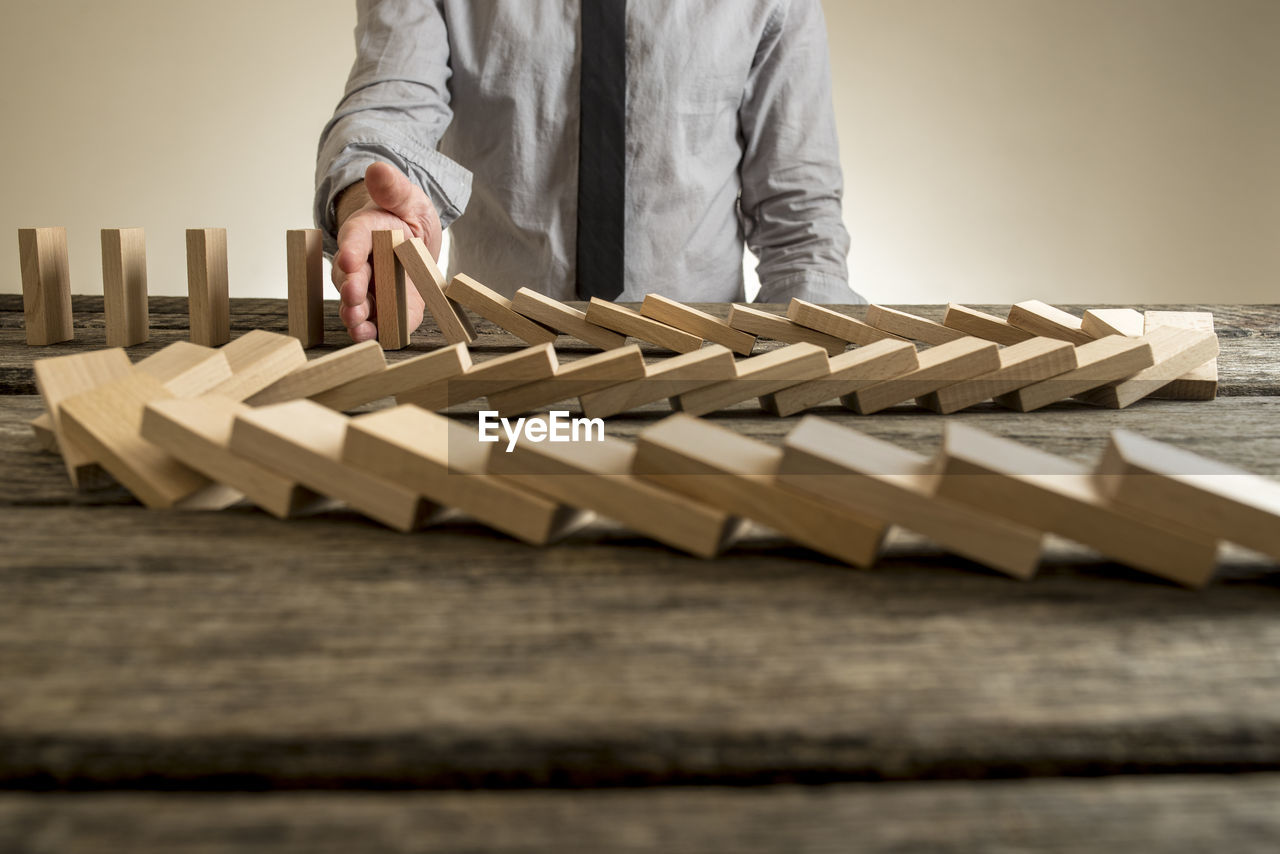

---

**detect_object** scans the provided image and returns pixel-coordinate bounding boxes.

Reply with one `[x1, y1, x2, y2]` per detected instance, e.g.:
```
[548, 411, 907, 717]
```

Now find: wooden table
[3, 295, 1279, 852]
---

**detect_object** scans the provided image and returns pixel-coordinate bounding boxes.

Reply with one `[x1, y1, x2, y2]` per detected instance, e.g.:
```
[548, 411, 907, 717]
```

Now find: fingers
[335, 218, 374, 276]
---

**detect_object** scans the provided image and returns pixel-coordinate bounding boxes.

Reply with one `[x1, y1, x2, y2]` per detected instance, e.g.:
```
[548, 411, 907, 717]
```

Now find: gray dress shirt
[315, 0, 862, 304]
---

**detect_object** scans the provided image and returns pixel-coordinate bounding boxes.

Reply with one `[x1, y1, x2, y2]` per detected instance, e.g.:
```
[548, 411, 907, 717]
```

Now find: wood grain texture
[394, 238, 476, 346]
[101, 228, 149, 347]
[866, 305, 966, 346]
[286, 229, 324, 348]
[397, 344, 558, 410]
[185, 229, 230, 347]
[674, 343, 830, 417]
[1082, 308, 1145, 339]
[17, 227, 74, 346]
[917, 338, 1079, 415]
[844, 338, 1000, 415]
[788, 299, 907, 346]
[444, 275, 558, 346]
[1075, 327, 1219, 409]
[511, 289, 627, 350]
[247, 340, 387, 407]
[996, 337, 1155, 412]
[640, 294, 756, 355]
[1007, 300, 1093, 346]
[1145, 310, 1219, 400]
[760, 339, 920, 417]
[372, 230, 409, 350]
[486, 345, 646, 416]
[585, 298, 703, 353]
[728, 304, 847, 355]
[310, 343, 471, 412]
[206, 330, 307, 402]
[32, 348, 133, 487]
[943, 304, 1033, 345]
[578, 346, 737, 419]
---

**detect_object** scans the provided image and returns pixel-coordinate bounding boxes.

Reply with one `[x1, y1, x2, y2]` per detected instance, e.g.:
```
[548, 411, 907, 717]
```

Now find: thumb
[364, 161, 442, 257]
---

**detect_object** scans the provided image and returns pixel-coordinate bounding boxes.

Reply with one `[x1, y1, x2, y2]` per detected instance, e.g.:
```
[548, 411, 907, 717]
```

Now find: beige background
[2, 0, 1276, 304]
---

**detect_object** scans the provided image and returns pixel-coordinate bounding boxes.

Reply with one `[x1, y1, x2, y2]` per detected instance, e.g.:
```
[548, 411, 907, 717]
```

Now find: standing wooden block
[640, 294, 756, 355]
[444, 274, 558, 345]
[994, 336, 1155, 412]
[1082, 308, 1144, 339]
[311, 343, 472, 411]
[372, 229, 410, 350]
[776, 417, 1044, 579]
[511, 288, 627, 350]
[633, 414, 887, 567]
[787, 299, 907, 346]
[486, 422, 744, 558]
[917, 338, 1078, 414]
[394, 237, 476, 345]
[843, 338, 1000, 415]
[397, 343, 559, 410]
[1097, 429, 1280, 563]
[760, 339, 919, 417]
[1075, 326, 1219, 409]
[247, 340, 387, 406]
[1144, 311, 1218, 400]
[230, 400, 439, 532]
[343, 406, 590, 545]
[32, 348, 133, 487]
[286, 228, 324, 348]
[942, 304, 1033, 346]
[935, 423, 1220, 587]
[585, 298, 703, 353]
[18, 227, 74, 345]
[864, 305, 966, 346]
[1006, 300, 1093, 345]
[134, 342, 234, 396]
[101, 228, 149, 347]
[578, 345, 737, 419]
[207, 330, 307, 402]
[486, 345, 646, 416]
[673, 343, 830, 417]
[186, 228, 230, 346]
[728, 304, 847, 356]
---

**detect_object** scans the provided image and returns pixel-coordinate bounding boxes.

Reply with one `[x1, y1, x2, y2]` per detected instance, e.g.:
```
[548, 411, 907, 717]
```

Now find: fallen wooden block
[917, 338, 1078, 414]
[584, 298, 703, 353]
[942, 304, 1033, 346]
[511, 288, 626, 350]
[633, 414, 886, 567]
[776, 417, 1043, 579]
[486, 345, 646, 416]
[311, 343, 471, 411]
[247, 340, 387, 406]
[206, 330, 307, 402]
[1075, 326, 1219, 409]
[865, 305, 965, 346]
[29, 413, 58, 453]
[1097, 429, 1280, 563]
[935, 423, 1220, 587]
[141, 396, 325, 519]
[786, 299, 907, 346]
[673, 342, 830, 417]
[343, 405, 590, 545]
[1082, 308, 1144, 339]
[32, 348, 133, 487]
[994, 336, 1155, 412]
[134, 342, 234, 396]
[18, 226, 74, 346]
[1144, 311, 1218, 400]
[394, 237, 476, 345]
[101, 227, 149, 347]
[1006, 300, 1093, 345]
[230, 400, 438, 532]
[760, 339, 920, 417]
[639, 294, 756, 355]
[444, 274, 558, 345]
[487, 421, 744, 558]
[397, 343, 559, 410]
[372, 229, 410, 350]
[843, 337, 1000, 415]
[728, 304, 847, 355]
[286, 228, 324, 348]
[186, 228, 230, 346]
[578, 345, 737, 419]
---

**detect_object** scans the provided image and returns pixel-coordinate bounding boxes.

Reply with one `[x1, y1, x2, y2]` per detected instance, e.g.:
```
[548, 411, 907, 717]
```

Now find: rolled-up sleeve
[314, 0, 473, 253]
[738, 0, 861, 304]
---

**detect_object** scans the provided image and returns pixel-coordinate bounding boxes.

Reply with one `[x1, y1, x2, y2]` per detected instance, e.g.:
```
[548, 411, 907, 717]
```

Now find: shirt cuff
[754, 271, 867, 306]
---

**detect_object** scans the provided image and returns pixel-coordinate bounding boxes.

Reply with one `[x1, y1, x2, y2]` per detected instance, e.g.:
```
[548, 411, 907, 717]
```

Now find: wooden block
[585, 298, 703, 353]
[394, 237, 476, 345]
[229, 400, 438, 532]
[247, 340, 387, 406]
[1082, 308, 1144, 339]
[397, 343, 559, 410]
[32, 348, 133, 486]
[917, 338, 1078, 414]
[342, 405, 590, 545]
[511, 288, 627, 350]
[942, 304, 1033, 346]
[578, 345, 737, 419]
[727, 304, 847, 356]
[18, 227, 74, 346]
[185, 228, 230, 346]
[633, 414, 887, 567]
[935, 423, 1220, 587]
[640, 294, 756, 355]
[286, 228, 324, 348]
[1144, 311, 1218, 400]
[372, 229, 410, 350]
[1097, 429, 1280, 563]
[206, 330, 308, 402]
[673, 343, 830, 417]
[994, 336, 1155, 412]
[865, 305, 966, 346]
[444, 274, 558, 345]
[760, 339, 920, 417]
[843, 338, 1000, 415]
[1075, 327, 1219, 409]
[486, 422, 743, 558]
[101, 228, 148, 347]
[1006, 300, 1093, 345]
[786, 299, 908, 346]
[30, 413, 58, 453]
[311, 343, 471, 411]
[486, 345, 646, 416]
[134, 342, 234, 396]
[141, 397, 325, 519]
[776, 417, 1043, 579]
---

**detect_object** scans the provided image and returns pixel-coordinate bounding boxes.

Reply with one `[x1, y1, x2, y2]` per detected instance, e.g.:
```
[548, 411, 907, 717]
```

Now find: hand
[333, 162, 443, 343]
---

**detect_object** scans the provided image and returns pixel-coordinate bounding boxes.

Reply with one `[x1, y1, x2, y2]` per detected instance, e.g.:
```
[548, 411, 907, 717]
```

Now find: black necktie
[576, 0, 627, 301]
